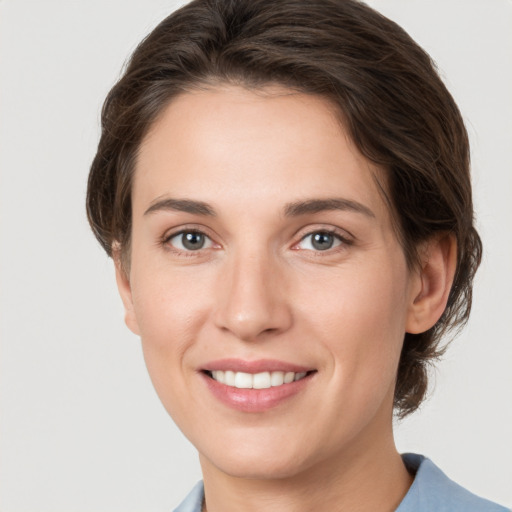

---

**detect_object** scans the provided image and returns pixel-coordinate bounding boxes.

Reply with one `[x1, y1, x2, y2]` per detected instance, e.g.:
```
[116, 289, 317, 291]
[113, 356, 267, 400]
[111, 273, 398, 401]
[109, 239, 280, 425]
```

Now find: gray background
[1, 0, 511, 510]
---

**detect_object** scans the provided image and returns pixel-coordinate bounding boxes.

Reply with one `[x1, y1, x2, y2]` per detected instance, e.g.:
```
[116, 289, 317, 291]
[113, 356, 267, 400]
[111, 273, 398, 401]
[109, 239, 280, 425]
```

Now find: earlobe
[406, 234, 457, 334]
[113, 249, 141, 336]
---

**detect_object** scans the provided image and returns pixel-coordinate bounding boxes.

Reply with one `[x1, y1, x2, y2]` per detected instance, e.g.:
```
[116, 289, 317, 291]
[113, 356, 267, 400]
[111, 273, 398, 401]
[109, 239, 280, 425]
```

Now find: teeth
[224, 370, 235, 386]
[270, 371, 284, 386]
[210, 370, 308, 388]
[284, 372, 295, 384]
[253, 372, 271, 389]
[234, 372, 253, 388]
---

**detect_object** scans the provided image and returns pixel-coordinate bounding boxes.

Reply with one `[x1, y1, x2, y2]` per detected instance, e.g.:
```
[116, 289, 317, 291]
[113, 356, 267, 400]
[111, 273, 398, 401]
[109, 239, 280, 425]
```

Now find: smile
[207, 370, 308, 389]
[201, 360, 316, 412]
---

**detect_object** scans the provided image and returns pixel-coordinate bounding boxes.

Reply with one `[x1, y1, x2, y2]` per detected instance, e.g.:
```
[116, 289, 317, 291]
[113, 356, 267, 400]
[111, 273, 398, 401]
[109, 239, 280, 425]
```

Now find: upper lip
[201, 358, 314, 374]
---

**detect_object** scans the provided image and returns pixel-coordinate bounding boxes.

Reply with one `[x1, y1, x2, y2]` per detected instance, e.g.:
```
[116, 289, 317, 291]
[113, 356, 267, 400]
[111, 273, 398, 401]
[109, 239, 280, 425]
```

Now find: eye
[166, 230, 213, 251]
[297, 231, 345, 251]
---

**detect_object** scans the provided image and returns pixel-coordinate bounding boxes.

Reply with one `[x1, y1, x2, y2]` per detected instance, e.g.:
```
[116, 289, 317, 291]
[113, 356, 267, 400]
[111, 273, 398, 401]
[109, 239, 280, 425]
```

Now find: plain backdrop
[1, 0, 511, 510]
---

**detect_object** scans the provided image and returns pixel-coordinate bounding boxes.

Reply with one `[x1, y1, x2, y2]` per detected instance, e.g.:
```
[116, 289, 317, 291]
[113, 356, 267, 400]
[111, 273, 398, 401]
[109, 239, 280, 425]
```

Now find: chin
[199, 433, 319, 480]
[213, 456, 309, 480]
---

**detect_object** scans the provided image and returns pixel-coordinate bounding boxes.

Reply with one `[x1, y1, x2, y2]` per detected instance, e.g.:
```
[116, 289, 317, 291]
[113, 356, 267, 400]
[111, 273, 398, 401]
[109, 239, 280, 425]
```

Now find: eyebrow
[144, 196, 375, 219]
[144, 198, 216, 216]
[284, 198, 375, 218]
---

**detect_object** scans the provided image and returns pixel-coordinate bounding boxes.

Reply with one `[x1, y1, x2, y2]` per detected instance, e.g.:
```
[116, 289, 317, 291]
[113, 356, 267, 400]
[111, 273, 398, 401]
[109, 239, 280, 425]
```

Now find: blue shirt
[173, 453, 509, 511]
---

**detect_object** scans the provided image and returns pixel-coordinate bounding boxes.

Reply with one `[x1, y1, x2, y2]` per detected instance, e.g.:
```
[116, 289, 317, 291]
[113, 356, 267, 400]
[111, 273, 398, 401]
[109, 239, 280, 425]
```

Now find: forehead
[133, 85, 390, 222]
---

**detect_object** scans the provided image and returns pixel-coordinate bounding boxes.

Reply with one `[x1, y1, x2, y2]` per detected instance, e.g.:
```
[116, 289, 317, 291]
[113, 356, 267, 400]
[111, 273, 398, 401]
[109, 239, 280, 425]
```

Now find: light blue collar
[173, 454, 509, 511]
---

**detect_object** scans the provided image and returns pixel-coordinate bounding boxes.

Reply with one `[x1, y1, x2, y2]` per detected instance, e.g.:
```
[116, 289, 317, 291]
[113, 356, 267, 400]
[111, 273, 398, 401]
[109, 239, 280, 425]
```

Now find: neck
[199, 421, 412, 512]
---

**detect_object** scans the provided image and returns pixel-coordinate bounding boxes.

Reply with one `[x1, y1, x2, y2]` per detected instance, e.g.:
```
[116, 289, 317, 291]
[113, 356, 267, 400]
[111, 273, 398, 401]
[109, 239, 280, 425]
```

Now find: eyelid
[291, 226, 354, 252]
[163, 227, 206, 242]
[161, 225, 221, 254]
[168, 231, 213, 249]
[160, 224, 353, 254]
[294, 224, 353, 242]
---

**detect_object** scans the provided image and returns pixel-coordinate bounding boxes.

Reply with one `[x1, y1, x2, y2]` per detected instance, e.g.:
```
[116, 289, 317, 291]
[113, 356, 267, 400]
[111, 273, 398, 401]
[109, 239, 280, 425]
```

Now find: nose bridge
[214, 244, 291, 341]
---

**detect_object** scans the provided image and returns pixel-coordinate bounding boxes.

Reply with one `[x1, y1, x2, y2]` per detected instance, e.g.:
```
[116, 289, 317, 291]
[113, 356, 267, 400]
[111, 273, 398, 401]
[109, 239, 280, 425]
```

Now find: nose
[213, 250, 293, 342]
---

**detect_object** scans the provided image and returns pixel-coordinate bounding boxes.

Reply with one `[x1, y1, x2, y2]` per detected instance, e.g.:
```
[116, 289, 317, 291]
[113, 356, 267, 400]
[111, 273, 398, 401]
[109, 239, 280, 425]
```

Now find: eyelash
[162, 228, 216, 256]
[293, 228, 352, 254]
[162, 227, 353, 256]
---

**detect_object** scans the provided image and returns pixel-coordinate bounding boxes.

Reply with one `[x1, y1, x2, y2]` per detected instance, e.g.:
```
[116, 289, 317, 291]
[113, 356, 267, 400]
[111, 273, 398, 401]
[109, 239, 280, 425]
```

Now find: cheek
[131, 259, 213, 343]
[295, 265, 410, 447]
[298, 255, 410, 388]
[130, 283, 208, 434]
[128, 259, 215, 399]
[299, 253, 409, 336]
[347, 270, 408, 360]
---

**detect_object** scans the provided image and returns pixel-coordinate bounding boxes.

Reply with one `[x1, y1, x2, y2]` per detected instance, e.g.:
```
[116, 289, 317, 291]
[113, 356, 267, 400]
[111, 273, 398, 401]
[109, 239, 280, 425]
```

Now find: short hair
[86, 0, 482, 417]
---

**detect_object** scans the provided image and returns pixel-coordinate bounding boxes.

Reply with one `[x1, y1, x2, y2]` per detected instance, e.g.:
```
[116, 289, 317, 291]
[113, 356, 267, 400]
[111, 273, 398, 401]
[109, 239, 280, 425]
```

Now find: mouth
[200, 360, 317, 412]
[203, 369, 312, 389]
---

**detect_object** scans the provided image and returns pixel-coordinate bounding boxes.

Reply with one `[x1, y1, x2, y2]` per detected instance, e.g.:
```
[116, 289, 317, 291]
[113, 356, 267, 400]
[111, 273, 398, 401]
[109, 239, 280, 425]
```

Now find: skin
[115, 85, 457, 511]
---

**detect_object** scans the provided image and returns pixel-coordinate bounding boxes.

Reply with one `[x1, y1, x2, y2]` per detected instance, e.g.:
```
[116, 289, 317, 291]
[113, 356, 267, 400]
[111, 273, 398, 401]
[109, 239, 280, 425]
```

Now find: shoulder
[173, 480, 204, 512]
[397, 453, 509, 512]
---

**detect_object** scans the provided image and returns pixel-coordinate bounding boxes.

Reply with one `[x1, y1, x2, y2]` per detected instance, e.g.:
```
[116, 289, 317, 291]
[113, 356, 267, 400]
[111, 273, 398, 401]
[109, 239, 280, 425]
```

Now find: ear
[113, 247, 141, 336]
[406, 233, 457, 334]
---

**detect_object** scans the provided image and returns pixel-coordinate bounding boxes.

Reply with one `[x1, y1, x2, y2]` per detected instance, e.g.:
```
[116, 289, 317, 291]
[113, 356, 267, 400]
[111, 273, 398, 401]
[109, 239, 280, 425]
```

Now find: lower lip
[201, 372, 313, 413]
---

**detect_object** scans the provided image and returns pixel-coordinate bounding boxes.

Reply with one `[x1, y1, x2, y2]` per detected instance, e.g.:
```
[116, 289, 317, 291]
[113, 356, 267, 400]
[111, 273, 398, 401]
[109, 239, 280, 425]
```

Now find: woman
[86, 0, 508, 510]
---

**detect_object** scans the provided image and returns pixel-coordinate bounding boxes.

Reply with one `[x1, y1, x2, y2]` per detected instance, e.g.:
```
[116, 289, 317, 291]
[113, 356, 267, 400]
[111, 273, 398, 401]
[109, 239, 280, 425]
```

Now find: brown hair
[86, 0, 482, 417]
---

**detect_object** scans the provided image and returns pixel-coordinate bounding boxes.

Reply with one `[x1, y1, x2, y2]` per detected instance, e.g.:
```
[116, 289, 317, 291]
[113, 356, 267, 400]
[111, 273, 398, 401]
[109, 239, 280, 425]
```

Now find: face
[119, 85, 422, 480]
